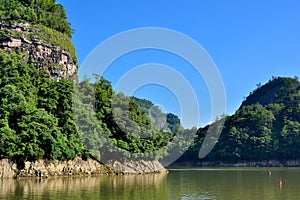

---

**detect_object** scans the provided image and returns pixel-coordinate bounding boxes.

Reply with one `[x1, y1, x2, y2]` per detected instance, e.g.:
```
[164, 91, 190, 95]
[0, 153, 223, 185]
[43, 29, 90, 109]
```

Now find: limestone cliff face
[0, 21, 77, 81]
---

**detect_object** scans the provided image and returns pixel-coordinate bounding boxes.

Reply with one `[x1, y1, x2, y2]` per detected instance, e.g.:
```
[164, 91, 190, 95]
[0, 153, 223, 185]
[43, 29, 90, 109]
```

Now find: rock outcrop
[107, 160, 168, 175]
[0, 158, 167, 178]
[0, 158, 108, 178]
[0, 21, 77, 81]
[0, 159, 18, 178]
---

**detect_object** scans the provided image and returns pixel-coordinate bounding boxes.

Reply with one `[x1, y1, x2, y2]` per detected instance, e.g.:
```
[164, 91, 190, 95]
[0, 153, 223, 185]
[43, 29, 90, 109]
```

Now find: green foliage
[132, 97, 154, 110]
[32, 24, 77, 61]
[0, 51, 84, 162]
[177, 77, 300, 163]
[242, 76, 299, 107]
[133, 97, 182, 133]
[0, 22, 77, 62]
[73, 76, 182, 162]
[0, 1, 186, 164]
[167, 113, 181, 133]
[0, 0, 77, 61]
[0, 0, 73, 37]
[1, 48, 299, 166]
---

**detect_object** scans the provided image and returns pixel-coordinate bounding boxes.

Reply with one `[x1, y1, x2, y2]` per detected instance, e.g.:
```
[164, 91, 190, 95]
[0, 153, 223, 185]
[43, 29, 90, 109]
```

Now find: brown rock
[8, 38, 21, 47]
[109, 160, 167, 175]
[0, 21, 77, 81]
[0, 159, 17, 178]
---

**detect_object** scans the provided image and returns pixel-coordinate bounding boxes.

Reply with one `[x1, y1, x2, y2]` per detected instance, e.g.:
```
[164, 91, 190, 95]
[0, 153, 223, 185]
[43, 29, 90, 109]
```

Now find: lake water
[1, 168, 300, 200]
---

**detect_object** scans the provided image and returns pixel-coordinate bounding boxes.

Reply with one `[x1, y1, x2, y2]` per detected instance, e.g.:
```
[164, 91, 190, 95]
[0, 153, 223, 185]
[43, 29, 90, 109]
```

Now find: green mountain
[176, 77, 300, 163]
[241, 76, 299, 107]
[132, 97, 182, 133]
[0, 0, 82, 166]
[1, 1, 299, 167]
[0, 0, 183, 165]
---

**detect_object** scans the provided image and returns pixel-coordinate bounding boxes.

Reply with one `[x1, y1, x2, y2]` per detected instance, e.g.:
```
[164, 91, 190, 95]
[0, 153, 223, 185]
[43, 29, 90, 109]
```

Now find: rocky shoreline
[0, 158, 167, 178]
[172, 160, 300, 167]
[107, 160, 168, 175]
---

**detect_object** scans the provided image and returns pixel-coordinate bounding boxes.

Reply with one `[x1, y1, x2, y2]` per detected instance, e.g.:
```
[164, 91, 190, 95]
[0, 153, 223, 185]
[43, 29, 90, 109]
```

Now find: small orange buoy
[279, 178, 283, 189]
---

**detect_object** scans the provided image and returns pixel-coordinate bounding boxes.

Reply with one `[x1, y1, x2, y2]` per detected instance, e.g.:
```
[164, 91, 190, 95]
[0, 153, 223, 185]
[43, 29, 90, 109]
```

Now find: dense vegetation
[0, 0, 77, 61]
[1, 0, 299, 166]
[0, 51, 187, 164]
[0, 50, 299, 164]
[0, 0, 73, 36]
[75, 76, 194, 162]
[0, 51, 84, 163]
[176, 77, 300, 163]
[0, 0, 188, 165]
[132, 97, 182, 133]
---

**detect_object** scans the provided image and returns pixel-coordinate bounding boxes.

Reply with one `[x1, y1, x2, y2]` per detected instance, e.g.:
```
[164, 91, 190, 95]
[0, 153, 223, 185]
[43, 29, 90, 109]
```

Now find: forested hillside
[0, 50, 186, 163]
[176, 77, 300, 163]
[0, 0, 187, 166]
[0, 51, 84, 162]
[1, 0, 299, 167]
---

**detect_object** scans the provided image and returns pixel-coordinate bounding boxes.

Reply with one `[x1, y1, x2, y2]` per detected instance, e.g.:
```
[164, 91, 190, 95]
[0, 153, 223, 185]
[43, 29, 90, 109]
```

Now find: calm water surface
[1, 168, 300, 200]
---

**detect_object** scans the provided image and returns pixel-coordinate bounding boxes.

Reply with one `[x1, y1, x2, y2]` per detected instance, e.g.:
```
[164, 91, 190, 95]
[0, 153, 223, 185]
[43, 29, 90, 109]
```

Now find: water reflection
[0, 173, 167, 200]
[166, 168, 300, 200]
[1, 168, 300, 200]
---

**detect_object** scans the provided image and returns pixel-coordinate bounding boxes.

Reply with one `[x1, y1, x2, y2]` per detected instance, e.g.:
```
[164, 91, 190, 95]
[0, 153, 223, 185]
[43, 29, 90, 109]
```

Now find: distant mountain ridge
[132, 97, 182, 133]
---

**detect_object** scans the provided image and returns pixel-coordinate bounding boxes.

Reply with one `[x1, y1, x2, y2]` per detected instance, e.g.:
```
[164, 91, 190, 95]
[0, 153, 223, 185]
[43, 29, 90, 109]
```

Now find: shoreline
[0, 158, 168, 178]
[170, 159, 300, 168]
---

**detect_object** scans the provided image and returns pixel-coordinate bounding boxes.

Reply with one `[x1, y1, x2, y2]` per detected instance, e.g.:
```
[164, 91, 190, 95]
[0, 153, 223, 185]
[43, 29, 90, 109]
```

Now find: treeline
[132, 97, 182, 133]
[76, 77, 174, 161]
[176, 77, 300, 163]
[2, 52, 298, 165]
[0, 51, 190, 164]
[0, 0, 73, 36]
[75, 77, 192, 162]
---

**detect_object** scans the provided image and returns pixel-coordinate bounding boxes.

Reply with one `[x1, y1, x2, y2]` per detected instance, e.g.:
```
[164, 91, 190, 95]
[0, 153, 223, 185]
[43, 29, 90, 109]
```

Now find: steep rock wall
[0, 21, 77, 81]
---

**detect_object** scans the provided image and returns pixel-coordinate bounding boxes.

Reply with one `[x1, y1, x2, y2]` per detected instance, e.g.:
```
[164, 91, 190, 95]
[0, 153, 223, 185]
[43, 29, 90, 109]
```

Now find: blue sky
[57, 0, 300, 128]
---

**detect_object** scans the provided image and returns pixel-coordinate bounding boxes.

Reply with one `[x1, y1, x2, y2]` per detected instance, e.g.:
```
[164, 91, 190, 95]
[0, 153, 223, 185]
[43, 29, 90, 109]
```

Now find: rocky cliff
[0, 21, 77, 81]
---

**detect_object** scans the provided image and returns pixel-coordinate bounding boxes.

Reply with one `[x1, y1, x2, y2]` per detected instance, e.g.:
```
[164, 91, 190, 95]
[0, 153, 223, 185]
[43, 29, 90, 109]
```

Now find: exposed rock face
[17, 158, 108, 177]
[0, 158, 107, 178]
[0, 159, 18, 178]
[107, 160, 168, 175]
[0, 21, 77, 81]
[0, 158, 167, 178]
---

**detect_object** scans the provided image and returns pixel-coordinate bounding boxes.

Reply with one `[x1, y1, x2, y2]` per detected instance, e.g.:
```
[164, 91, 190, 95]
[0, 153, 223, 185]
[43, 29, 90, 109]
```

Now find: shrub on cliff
[0, 0, 73, 37]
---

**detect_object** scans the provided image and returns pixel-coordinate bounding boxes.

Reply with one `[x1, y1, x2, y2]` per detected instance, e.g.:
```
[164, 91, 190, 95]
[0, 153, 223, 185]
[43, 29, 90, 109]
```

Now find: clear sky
[57, 0, 300, 128]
